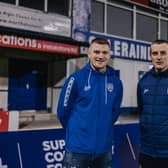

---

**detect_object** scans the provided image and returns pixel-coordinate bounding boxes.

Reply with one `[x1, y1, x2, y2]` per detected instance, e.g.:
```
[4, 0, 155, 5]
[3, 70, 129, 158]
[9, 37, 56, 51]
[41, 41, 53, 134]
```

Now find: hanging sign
[0, 34, 79, 55]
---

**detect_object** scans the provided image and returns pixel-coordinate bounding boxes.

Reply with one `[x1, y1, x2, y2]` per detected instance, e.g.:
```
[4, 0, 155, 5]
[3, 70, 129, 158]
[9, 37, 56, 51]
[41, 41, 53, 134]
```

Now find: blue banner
[0, 124, 140, 168]
[0, 129, 65, 168]
[87, 33, 151, 62]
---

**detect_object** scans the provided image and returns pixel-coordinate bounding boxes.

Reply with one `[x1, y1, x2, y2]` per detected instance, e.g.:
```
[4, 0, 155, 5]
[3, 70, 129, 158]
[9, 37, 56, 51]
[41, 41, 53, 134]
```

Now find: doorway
[8, 59, 48, 111]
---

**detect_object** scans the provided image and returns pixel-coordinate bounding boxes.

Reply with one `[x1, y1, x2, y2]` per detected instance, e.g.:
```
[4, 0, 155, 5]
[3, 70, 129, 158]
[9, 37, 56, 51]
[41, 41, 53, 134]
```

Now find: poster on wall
[72, 0, 91, 41]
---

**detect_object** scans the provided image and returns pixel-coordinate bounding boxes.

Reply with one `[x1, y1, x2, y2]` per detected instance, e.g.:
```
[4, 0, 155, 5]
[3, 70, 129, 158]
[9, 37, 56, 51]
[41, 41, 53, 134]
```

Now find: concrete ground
[19, 112, 62, 130]
[18, 111, 139, 131]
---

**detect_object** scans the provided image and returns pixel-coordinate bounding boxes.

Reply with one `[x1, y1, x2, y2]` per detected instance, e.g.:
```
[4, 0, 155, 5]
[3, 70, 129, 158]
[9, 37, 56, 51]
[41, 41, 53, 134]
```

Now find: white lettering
[44, 151, 65, 164]
[17, 38, 25, 46]
[113, 40, 150, 61]
[129, 44, 136, 58]
[136, 45, 140, 59]
[64, 77, 75, 106]
[114, 41, 121, 56]
[47, 165, 55, 168]
[54, 151, 64, 162]
[140, 46, 147, 60]
[43, 141, 51, 151]
[0, 158, 8, 168]
[45, 152, 55, 163]
[43, 140, 65, 151]
[55, 163, 62, 168]
[0, 34, 37, 48]
[43, 140, 65, 168]
[59, 140, 65, 150]
[150, 0, 168, 7]
[121, 42, 128, 57]
[46, 163, 62, 168]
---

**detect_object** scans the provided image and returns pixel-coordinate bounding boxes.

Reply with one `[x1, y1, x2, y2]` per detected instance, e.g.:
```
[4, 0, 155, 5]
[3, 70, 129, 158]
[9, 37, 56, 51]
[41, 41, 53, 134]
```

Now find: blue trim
[112, 55, 151, 62]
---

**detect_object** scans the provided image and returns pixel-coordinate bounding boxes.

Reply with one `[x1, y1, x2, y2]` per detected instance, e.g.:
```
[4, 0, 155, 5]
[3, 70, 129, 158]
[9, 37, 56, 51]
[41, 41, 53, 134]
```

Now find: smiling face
[150, 42, 168, 72]
[88, 42, 111, 73]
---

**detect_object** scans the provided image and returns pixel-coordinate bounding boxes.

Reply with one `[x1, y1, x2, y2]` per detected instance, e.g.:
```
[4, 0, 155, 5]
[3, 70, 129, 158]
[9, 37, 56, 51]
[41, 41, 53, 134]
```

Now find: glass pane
[91, 1, 104, 32]
[107, 5, 132, 38]
[19, 0, 44, 11]
[160, 20, 168, 40]
[48, 0, 69, 16]
[0, 0, 15, 4]
[136, 13, 157, 42]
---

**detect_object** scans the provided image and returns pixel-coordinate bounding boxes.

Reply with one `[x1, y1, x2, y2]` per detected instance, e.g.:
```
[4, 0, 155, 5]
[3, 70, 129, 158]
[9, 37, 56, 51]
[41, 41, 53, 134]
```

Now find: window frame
[91, 0, 168, 42]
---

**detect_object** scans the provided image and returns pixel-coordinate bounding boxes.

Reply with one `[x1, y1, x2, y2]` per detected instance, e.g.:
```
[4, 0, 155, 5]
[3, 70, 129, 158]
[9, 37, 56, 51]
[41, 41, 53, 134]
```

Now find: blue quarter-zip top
[57, 63, 123, 154]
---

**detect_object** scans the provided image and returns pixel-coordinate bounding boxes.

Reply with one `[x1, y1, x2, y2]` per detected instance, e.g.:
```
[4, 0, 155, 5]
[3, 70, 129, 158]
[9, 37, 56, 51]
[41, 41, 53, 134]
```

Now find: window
[136, 13, 157, 42]
[160, 20, 168, 40]
[19, 0, 44, 11]
[91, 0, 166, 42]
[0, 0, 15, 4]
[48, 0, 69, 16]
[91, 1, 104, 32]
[107, 5, 132, 38]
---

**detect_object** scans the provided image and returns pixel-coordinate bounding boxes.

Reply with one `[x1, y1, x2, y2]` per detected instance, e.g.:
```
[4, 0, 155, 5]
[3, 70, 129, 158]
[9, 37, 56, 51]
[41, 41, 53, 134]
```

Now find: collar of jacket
[85, 62, 116, 76]
[151, 67, 168, 77]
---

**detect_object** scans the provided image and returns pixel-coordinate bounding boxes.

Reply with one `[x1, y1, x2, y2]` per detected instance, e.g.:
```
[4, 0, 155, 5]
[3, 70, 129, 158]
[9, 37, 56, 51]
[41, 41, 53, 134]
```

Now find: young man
[137, 40, 168, 168]
[57, 37, 123, 168]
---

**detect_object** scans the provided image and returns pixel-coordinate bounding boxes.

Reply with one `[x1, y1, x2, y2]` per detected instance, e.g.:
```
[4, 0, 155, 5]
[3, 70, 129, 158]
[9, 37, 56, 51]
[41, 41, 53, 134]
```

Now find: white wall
[51, 57, 88, 114]
[8, 111, 19, 131]
[110, 58, 151, 107]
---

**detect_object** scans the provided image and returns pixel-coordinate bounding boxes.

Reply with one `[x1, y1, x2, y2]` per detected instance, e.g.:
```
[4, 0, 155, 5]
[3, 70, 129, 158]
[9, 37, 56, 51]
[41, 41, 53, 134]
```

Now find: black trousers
[139, 153, 168, 168]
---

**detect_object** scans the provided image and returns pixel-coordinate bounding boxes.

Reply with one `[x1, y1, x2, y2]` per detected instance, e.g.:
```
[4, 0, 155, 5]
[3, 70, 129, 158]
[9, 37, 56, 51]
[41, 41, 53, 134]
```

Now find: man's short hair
[150, 39, 168, 54]
[90, 37, 110, 48]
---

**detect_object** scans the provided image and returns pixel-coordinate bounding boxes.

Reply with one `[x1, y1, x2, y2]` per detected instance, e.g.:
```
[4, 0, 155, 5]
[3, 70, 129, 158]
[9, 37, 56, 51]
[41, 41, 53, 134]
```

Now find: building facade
[0, 0, 167, 130]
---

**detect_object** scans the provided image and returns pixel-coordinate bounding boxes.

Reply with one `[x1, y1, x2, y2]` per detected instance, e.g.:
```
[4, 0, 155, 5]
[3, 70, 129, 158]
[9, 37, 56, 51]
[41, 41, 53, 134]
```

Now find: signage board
[130, 0, 168, 13]
[87, 33, 151, 62]
[0, 34, 79, 55]
[0, 2, 71, 37]
[0, 124, 140, 168]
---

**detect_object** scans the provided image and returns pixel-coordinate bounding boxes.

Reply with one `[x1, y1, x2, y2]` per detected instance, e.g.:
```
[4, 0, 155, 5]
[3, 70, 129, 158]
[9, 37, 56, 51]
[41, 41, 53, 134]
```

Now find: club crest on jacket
[107, 83, 113, 92]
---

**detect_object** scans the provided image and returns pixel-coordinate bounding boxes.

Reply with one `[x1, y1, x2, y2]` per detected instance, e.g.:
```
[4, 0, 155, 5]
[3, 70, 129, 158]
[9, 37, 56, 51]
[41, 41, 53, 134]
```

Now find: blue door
[8, 59, 48, 110]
